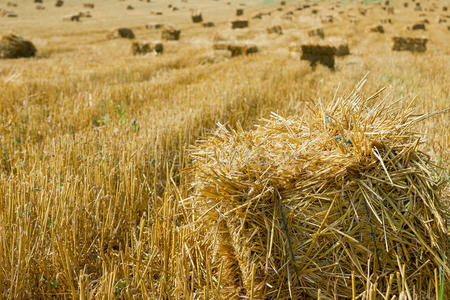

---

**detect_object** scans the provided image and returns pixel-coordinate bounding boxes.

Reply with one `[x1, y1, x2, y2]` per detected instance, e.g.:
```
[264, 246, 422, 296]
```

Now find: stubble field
[0, 0, 449, 298]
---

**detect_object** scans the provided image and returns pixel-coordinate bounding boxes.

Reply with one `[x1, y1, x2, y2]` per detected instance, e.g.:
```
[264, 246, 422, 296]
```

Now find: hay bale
[202, 22, 215, 27]
[370, 25, 385, 33]
[55, 0, 63, 7]
[307, 28, 325, 39]
[83, 3, 94, 8]
[321, 15, 333, 23]
[63, 14, 81, 22]
[236, 8, 243, 16]
[392, 37, 427, 52]
[412, 23, 426, 30]
[190, 83, 449, 299]
[108, 28, 135, 39]
[146, 23, 163, 29]
[0, 34, 36, 59]
[192, 12, 203, 23]
[7, 2, 17, 7]
[280, 0, 286, 5]
[131, 41, 163, 55]
[161, 26, 180, 40]
[301, 44, 335, 70]
[387, 6, 394, 14]
[266, 25, 282, 35]
[126, 5, 134, 10]
[213, 43, 258, 57]
[231, 20, 248, 29]
[335, 43, 350, 57]
[34, 0, 43, 2]
[36, 5, 45, 10]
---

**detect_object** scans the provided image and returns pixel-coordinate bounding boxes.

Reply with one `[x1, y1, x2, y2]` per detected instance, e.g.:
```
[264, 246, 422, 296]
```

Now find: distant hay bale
[146, 23, 163, 29]
[83, 3, 94, 8]
[252, 13, 262, 19]
[387, 6, 394, 14]
[438, 16, 447, 23]
[359, 8, 367, 15]
[412, 23, 426, 30]
[443, 6, 447, 11]
[335, 43, 350, 57]
[161, 26, 180, 40]
[236, 8, 243, 16]
[55, 0, 63, 7]
[108, 28, 135, 39]
[307, 28, 325, 39]
[34, 0, 42, 2]
[131, 41, 163, 55]
[311, 9, 318, 14]
[78, 11, 92, 18]
[202, 22, 215, 27]
[0, 34, 36, 59]
[301, 44, 335, 70]
[392, 37, 427, 52]
[381, 18, 392, 24]
[126, 5, 134, 10]
[63, 14, 81, 22]
[150, 11, 163, 15]
[172, 6, 178, 11]
[36, 5, 45, 10]
[0, 8, 17, 17]
[213, 43, 258, 57]
[231, 20, 248, 29]
[266, 25, 282, 35]
[370, 25, 385, 33]
[280, 0, 286, 5]
[321, 15, 333, 23]
[190, 83, 449, 299]
[191, 12, 203, 23]
[7, 2, 17, 7]
[404, 2, 408, 7]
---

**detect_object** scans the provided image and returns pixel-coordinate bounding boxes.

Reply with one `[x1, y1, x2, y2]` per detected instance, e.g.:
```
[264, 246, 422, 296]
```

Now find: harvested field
[0, 0, 448, 298]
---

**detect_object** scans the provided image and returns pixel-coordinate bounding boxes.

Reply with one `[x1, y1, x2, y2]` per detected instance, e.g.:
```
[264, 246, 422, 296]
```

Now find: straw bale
[308, 28, 325, 39]
[301, 44, 336, 70]
[192, 12, 203, 23]
[370, 25, 385, 33]
[131, 41, 163, 55]
[392, 37, 427, 52]
[146, 23, 163, 29]
[55, 0, 63, 7]
[266, 25, 283, 35]
[202, 22, 215, 27]
[231, 20, 248, 29]
[161, 26, 180, 40]
[34, 0, 42, 2]
[7, 2, 17, 7]
[412, 23, 426, 30]
[236, 8, 243, 16]
[190, 81, 449, 299]
[36, 5, 45, 10]
[83, 3, 94, 8]
[127, 5, 134, 10]
[335, 43, 350, 57]
[108, 28, 135, 39]
[0, 34, 36, 59]
[214, 43, 258, 57]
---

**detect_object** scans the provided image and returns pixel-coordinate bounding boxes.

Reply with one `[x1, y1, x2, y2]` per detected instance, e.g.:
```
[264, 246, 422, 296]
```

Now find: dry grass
[0, 0, 448, 298]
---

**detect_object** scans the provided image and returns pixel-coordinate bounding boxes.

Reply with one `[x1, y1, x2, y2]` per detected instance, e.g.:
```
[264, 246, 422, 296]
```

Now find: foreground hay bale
[231, 19, 248, 29]
[0, 34, 36, 59]
[392, 37, 427, 52]
[335, 43, 350, 57]
[161, 26, 180, 40]
[190, 83, 449, 299]
[108, 28, 135, 39]
[301, 44, 336, 69]
[131, 41, 163, 55]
